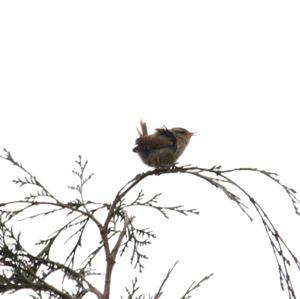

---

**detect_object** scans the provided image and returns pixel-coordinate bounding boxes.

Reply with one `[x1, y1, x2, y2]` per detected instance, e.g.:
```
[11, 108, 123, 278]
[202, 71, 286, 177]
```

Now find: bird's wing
[155, 127, 176, 144]
[133, 132, 176, 153]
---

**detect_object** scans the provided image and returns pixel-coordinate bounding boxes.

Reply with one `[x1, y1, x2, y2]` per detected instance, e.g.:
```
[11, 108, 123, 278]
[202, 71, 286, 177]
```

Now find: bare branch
[154, 260, 179, 299]
[179, 273, 214, 299]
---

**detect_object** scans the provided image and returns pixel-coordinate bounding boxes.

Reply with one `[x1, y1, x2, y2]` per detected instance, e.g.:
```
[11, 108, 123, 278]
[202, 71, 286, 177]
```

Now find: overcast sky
[1, 1, 300, 298]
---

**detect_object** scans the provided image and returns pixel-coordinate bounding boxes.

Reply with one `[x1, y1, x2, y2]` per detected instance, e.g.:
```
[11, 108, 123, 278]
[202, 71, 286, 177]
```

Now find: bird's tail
[137, 120, 148, 136]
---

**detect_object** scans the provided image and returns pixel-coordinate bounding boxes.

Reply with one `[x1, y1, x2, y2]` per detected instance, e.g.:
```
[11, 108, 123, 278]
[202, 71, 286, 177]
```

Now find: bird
[133, 121, 195, 168]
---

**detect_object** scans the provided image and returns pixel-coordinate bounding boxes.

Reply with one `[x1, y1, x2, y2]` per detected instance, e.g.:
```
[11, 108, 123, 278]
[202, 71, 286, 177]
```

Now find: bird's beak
[188, 131, 197, 137]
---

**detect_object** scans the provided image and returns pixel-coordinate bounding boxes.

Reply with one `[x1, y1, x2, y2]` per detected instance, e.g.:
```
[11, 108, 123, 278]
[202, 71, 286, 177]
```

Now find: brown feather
[133, 134, 176, 153]
[137, 120, 148, 137]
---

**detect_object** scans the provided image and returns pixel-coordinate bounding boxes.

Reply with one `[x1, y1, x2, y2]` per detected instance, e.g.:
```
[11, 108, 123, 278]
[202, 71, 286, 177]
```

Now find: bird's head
[170, 127, 195, 143]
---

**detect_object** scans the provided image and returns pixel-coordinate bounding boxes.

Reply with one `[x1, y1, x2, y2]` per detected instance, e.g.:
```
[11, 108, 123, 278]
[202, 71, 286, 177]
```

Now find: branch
[121, 261, 213, 299]
[1, 149, 299, 299]
[124, 191, 199, 219]
[116, 165, 299, 298]
[154, 260, 179, 299]
[0, 151, 104, 299]
[0, 224, 87, 299]
[179, 273, 214, 299]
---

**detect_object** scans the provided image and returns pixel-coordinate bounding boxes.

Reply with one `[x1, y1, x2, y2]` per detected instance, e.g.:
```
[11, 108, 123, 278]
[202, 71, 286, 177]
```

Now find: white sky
[0, 1, 300, 298]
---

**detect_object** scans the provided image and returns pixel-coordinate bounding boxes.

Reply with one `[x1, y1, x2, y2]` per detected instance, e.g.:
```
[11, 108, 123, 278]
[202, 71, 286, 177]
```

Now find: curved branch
[1, 149, 299, 299]
[115, 165, 299, 299]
